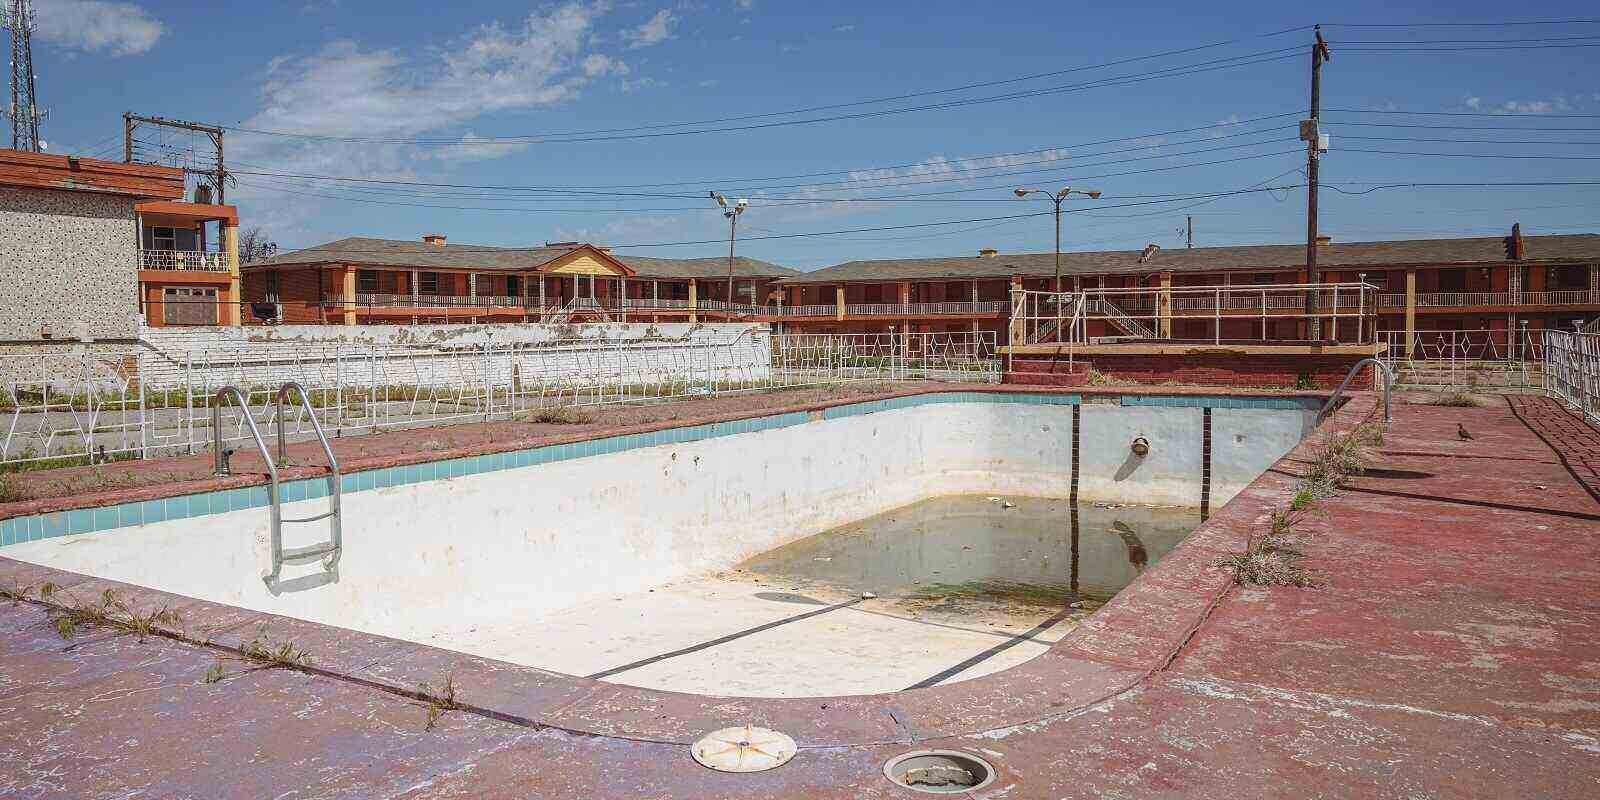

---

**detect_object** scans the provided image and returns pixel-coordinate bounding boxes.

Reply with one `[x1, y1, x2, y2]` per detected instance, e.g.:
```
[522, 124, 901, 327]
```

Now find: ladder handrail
[1319, 358, 1395, 425]
[211, 386, 282, 577]
[274, 381, 343, 576]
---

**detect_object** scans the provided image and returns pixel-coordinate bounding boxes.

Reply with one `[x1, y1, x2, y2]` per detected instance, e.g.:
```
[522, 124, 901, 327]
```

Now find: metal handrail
[1319, 358, 1395, 424]
[211, 387, 283, 581]
[275, 381, 343, 574]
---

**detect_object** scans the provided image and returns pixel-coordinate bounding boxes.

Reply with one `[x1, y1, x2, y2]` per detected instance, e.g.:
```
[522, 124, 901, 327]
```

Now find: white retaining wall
[5, 400, 1313, 646]
[135, 322, 770, 391]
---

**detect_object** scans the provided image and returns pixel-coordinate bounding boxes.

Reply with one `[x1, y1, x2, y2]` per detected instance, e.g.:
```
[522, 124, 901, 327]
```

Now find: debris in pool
[861, 591, 877, 599]
[813, 557, 831, 561]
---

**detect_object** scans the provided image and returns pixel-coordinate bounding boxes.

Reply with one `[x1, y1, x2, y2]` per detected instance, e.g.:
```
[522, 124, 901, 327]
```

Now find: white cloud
[33, 0, 164, 56]
[231, 1, 627, 235]
[734, 0, 754, 9]
[1465, 96, 1482, 110]
[624, 8, 675, 49]
[1499, 97, 1569, 114]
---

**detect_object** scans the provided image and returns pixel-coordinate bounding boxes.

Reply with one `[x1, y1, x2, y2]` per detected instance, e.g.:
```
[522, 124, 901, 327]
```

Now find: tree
[239, 227, 279, 264]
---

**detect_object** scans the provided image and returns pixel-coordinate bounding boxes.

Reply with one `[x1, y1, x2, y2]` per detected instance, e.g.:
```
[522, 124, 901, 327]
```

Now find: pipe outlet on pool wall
[1130, 436, 1150, 457]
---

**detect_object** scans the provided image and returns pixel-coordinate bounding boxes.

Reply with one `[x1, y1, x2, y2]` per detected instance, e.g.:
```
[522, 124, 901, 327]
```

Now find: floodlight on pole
[709, 190, 748, 311]
[1013, 186, 1102, 293]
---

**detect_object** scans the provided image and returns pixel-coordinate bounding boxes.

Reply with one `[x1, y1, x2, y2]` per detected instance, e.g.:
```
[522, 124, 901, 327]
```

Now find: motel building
[241, 235, 797, 326]
[773, 229, 1600, 343]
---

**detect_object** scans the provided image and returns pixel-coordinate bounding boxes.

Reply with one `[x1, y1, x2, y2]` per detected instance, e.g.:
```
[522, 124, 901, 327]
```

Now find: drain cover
[691, 725, 797, 773]
[883, 750, 997, 794]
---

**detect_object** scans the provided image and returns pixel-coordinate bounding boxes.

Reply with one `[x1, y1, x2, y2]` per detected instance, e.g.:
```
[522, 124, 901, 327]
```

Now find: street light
[710, 191, 749, 312]
[1014, 186, 1102, 293]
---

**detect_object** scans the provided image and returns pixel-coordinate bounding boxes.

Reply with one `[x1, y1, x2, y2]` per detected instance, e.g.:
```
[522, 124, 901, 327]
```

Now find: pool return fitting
[1130, 436, 1150, 457]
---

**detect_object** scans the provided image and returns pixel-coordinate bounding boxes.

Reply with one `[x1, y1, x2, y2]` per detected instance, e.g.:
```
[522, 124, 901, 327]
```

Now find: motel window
[358, 270, 379, 293]
[1253, 273, 1275, 285]
[264, 271, 280, 302]
[506, 275, 521, 297]
[420, 272, 439, 294]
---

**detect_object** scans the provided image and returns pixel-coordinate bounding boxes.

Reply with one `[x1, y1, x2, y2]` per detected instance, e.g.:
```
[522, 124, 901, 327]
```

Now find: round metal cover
[691, 725, 797, 773]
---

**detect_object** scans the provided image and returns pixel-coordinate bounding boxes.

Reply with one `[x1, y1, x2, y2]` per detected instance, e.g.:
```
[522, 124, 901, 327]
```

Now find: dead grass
[240, 632, 312, 668]
[1412, 390, 1487, 408]
[1087, 369, 1115, 386]
[1302, 421, 1384, 498]
[521, 406, 594, 425]
[0, 473, 25, 503]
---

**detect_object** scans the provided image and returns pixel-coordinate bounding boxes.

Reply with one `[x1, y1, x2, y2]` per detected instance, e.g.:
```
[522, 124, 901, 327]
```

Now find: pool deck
[2, 390, 1598, 798]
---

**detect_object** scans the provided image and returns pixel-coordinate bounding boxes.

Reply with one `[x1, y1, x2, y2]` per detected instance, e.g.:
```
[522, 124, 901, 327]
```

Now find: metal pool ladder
[211, 383, 343, 587]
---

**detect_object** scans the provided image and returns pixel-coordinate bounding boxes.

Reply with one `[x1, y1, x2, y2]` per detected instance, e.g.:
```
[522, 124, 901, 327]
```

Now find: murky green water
[737, 495, 1199, 606]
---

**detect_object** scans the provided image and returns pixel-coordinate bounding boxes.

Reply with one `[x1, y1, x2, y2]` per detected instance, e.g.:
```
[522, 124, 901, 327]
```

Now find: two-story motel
[241, 228, 1600, 353]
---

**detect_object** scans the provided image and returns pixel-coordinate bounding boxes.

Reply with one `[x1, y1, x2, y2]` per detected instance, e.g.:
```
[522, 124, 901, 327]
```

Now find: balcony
[1376, 290, 1600, 309]
[779, 301, 1007, 317]
[139, 248, 229, 272]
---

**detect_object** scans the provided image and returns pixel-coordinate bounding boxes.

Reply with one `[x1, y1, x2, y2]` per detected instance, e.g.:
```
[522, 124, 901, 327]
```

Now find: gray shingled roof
[251, 237, 799, 279]
[780, 234, 1600, 284]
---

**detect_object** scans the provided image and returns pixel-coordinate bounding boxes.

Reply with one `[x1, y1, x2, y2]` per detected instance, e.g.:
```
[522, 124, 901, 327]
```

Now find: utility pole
[3, 0, 46, 152]
[1186, 215, 1193, 249]
[1301, 25, 1331, 339]
[709, 192, 748, 311]
[123, 113, 228, 203]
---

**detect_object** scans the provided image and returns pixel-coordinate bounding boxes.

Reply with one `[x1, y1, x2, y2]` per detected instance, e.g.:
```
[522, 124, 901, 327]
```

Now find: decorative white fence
[0, 331, 997, 467]
[1543, 331, 1600, 426]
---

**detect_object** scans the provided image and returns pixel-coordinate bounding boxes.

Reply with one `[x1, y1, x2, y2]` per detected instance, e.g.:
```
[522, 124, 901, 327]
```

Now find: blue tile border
[1119, 393, 1321, 411]
[0, 390, 1314, 546]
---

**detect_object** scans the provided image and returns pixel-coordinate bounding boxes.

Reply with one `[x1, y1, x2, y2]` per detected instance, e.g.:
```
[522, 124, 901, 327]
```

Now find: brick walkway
[1, 394, 1597, 798]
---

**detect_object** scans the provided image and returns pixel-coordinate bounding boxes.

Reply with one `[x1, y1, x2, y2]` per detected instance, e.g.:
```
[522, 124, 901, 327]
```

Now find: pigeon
[1457, 423, 1474, 441]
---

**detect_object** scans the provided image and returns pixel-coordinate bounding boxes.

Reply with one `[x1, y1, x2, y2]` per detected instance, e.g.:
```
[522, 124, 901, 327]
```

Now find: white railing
[1010, 282, 1380, 347]
[1379, 328, 1545, 391]
[1543, 331, 1600, 425]
[778, 304, 839, 317]
[1377, 290, 1600, 308]
[139, 249, 229, 272]
[0, 332, 998, 467]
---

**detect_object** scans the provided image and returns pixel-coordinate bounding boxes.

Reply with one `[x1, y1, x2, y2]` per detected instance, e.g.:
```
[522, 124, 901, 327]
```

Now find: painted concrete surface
[2, 394, 1597, 797]
[2, 400, 1311, 673]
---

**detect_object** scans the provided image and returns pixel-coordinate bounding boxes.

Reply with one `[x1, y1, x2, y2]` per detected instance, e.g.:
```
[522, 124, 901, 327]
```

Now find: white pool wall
[4, 399, 1314, 644]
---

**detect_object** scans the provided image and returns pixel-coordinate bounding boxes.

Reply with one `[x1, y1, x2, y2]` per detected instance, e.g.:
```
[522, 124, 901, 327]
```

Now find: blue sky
[30, 0, 1600, 269]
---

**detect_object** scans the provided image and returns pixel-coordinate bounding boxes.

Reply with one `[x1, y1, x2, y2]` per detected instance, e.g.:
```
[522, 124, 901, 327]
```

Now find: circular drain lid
[691, 725, 797, 773]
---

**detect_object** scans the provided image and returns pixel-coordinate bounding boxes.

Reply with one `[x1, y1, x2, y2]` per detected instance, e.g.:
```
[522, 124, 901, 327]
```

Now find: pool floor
[418, 495, 1199, 697]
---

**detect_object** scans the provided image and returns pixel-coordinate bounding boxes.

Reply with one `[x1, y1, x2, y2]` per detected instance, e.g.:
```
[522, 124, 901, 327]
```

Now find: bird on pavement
[1457, 423, 1474, 441]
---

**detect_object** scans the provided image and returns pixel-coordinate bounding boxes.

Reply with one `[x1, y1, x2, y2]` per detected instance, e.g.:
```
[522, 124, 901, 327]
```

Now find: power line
[226, 47, 1303, 146]
[1342, 147, 1600, 160]
[1321, 19, 1600, 27]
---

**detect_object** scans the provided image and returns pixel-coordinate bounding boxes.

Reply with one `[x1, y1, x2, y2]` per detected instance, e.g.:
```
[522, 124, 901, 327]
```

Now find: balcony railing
[139, 249, 228, 272]
[777, 301, 1006, 317]
[1376, 290, 1600, 308]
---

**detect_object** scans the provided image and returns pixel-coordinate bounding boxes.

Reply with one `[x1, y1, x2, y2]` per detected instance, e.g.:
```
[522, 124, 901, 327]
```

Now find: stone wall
[0, 187, 139, 342]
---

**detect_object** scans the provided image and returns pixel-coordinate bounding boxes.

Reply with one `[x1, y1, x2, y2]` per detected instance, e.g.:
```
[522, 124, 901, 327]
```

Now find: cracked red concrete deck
[2, 393, 1598, 798]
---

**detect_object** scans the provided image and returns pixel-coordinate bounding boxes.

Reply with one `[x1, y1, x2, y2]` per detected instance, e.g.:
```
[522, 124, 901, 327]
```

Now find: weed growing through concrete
[240, 635, 312, 669]
[418, 673, 461, 731]
[0, 473, 23, 503]
[1302, 421, 1384, 498]
[1417, 391, 1485, 408]
[1087, 369, 1115, 386]
[44, 588, 182, 642]
[202, 661, 227, 684]
[1217, 510, 1316, 587]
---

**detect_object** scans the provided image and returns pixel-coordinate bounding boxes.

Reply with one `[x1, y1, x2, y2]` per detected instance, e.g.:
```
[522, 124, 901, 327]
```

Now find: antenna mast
[2, 0, 46, 151]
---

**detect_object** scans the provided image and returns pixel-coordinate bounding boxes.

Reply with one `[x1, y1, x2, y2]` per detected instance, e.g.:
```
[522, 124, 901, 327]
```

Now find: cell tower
[2, 0, 46, 152]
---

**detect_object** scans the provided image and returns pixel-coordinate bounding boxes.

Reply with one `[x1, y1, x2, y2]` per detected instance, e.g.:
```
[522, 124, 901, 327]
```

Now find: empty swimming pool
[0, 391, 1320, 696]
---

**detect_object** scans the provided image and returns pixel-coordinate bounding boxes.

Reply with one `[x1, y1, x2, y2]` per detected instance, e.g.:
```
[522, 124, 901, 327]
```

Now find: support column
[342, 265, 358, 326]
[538, 275, 546, 321]
[1157, 271, 1173, 338]
[411, 269, 419, 307]
[688, 278, 698, 323]
[1008, 276, 1024, 345]
[835, 286, 846, 321]
[222, 223, 241, 326]
[1404, 269, 1417, 358]
[468, 272, 477, 303]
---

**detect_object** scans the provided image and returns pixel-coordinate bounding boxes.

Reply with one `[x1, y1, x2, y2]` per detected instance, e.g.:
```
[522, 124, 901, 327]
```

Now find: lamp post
[709, 191, 748, 313]
[1014, 186, 1102, 294]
